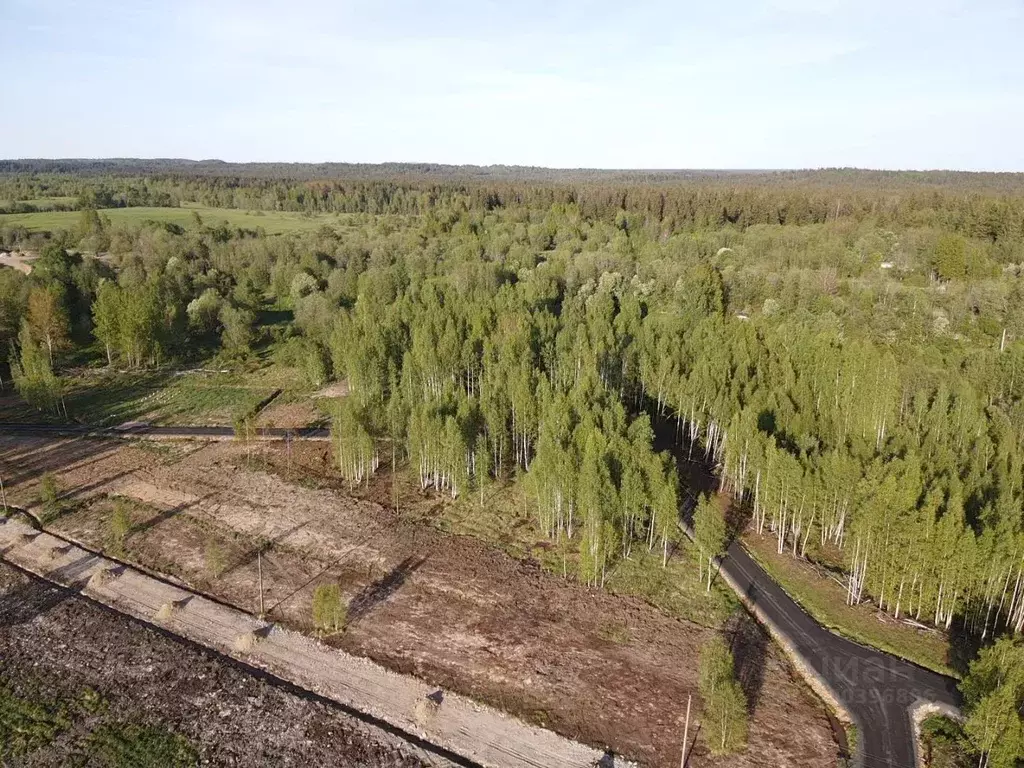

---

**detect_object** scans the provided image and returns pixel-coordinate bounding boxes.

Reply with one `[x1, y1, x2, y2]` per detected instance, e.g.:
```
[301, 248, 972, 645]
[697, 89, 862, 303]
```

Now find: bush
[699, 636, 748, 755]
[37, 472, 63, 523]
[108, 499, 132, 553]
[312, 583, 347, 634]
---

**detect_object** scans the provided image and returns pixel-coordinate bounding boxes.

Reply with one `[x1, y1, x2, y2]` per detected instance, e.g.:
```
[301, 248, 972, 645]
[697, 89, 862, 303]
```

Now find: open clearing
[0, 435, 840, 767]
[0, 205, 351, 235]
[0, 250, 34, 273]
[0, 369, 315, 428]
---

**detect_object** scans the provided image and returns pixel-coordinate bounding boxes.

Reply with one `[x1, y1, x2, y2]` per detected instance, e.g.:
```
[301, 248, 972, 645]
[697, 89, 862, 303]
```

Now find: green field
[0, 205, 350, 235]
[1, 196, 78, 211]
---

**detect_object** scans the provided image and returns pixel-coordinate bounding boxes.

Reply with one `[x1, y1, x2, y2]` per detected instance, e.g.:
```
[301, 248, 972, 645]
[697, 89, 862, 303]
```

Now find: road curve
[1, 421, 963, 766]
[719, 539, 960, 768]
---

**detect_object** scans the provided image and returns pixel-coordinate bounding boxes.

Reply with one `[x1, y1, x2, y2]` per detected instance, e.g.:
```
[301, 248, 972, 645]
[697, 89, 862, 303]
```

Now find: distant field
[0, 205, 349, 235]
[1, 196, 78, 211]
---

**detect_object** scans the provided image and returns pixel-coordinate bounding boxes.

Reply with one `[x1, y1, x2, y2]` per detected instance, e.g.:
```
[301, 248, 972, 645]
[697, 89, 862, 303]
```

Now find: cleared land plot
[0, 435, 841, 768]
[0, 562, 440, 767]
[0, 370, 287, 427]
[0, 205, 350, 235]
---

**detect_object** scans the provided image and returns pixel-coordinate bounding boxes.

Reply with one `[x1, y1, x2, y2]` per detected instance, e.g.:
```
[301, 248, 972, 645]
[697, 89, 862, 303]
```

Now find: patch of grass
[85, 723, 198, 768]
[312, 583, 347, 634]
[107, 499, 133, 556]
[597, 620, 632, 645]
[920, 715, 973, 768]
[78, 687, 107, 716]
[606, 547, 737, 629]
[742, 533, 953, 676]
[0, 205, 350, 236]
[55, 370, 278, 427]
[428, 478, 737, 628]
[1, 196, 77, 211]
[0, 686, 69, 759]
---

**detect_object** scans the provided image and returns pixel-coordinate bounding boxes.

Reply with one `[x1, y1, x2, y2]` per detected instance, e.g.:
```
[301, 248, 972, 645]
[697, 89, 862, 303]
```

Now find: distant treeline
[3, 159, 1024, 190]
[2, 161, 1024, 241]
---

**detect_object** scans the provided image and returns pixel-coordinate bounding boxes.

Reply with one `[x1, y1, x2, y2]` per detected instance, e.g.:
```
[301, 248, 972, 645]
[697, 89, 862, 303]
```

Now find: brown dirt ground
[256, 399, 324, 429]
[0, 561, 444, 767]
[0, 436, 840, 767]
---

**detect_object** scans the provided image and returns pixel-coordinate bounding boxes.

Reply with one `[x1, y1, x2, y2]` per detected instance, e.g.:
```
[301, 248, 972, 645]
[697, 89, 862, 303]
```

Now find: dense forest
[3, 164, 1024, 765]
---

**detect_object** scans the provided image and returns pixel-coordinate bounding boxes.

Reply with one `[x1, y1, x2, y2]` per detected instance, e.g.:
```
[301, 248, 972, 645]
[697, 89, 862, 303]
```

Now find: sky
[1, 0, 1022, 170]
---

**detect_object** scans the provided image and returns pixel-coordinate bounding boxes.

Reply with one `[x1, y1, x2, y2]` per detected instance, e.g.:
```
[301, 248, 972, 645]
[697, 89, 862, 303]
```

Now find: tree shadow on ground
[948, 615, 985, 677]
[128, 494, 212, 537]
[0, 576, 72, 627]
[347, 555, 427, 625]
[218, 521, 308, 582]
[724, 608, 768, 714]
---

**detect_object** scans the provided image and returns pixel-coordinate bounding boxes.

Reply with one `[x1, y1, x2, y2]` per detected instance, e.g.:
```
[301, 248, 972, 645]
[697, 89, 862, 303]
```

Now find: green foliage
[312, 583, 347, 634]
[86, 723, 199, 768]
[108, 499, 132, 553]
[331, 399, 378, 488]
[961, 637, 1024, 768]
[92, 281, 168, 368]
[219, 303, 255, 357]
[933, 234, 969, 281]
[0, 267, 29, 368]
[11, 320, 62, 413]
[36, 471, 64, 523]
[698, 636, 748, 755]
[5, 164, 1024, 660]
[694, 494, 727, 592]
[0, 686, 69, 759]
[920, 716, 972, 768]
[185, 288, 224, 337]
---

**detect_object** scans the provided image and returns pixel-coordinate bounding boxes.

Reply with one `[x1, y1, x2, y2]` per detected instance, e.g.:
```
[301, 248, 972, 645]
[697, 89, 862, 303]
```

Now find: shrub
[312, 583, 347, 634]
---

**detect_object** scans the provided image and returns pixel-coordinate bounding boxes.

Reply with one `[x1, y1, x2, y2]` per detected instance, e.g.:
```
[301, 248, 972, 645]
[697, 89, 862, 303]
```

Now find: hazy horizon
[4, 159, 1024, 176]
[2, 0, 1022, 171]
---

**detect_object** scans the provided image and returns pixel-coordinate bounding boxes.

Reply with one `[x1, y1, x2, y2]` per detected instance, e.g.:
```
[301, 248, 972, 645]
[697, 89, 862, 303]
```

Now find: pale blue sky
[2, 0, 1022, 169]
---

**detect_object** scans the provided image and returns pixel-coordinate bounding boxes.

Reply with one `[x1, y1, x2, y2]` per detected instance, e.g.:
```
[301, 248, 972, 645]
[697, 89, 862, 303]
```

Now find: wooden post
[680, 694, 692, 768]
[0, 472, 7, 515]
[257, 551, 265, 618]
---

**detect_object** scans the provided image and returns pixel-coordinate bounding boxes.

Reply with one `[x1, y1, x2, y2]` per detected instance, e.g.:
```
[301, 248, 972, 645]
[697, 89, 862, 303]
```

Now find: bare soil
[0, 250, 34, 274]
[0, 561, 440, 767]
[256, 399, 323, 429]
[0, 436, 840, 767]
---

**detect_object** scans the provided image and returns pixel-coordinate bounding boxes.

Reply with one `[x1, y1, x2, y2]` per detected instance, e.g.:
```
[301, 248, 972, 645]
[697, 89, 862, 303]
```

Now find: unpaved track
[0, 516, 621, 768]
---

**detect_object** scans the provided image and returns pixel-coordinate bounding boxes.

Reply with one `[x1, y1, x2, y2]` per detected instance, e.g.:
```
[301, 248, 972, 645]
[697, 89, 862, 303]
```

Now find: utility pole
[680, 694, 692, 768]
